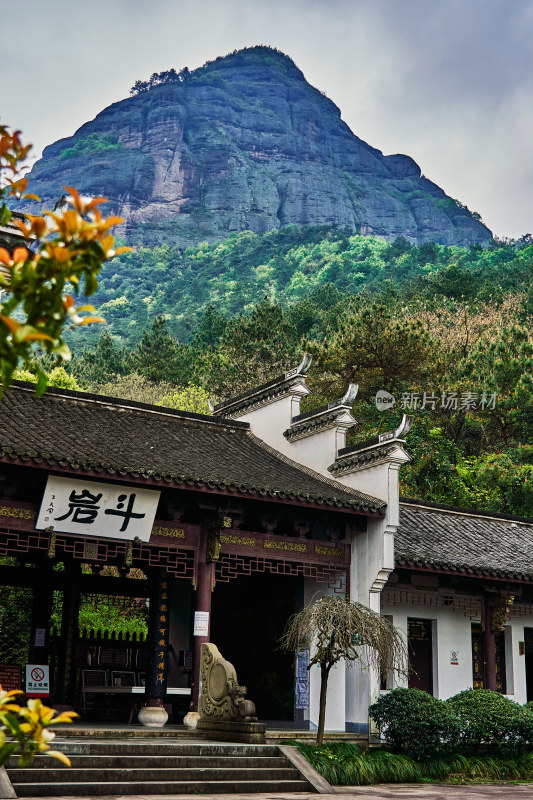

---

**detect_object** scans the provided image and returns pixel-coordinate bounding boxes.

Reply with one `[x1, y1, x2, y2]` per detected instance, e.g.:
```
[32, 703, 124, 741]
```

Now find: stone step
[9, 766, 300, 783]
[54, 736, 277, 755]
[11, 779, 311, 796]
[52, 726, 194, 739]
[51, 740, 281, 756]
[6, 738, 313, 796]
[12, 754, 289, 769]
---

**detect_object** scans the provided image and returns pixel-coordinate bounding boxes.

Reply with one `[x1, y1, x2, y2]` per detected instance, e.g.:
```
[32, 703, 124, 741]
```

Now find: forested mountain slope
[23, 230, 532, 518]
[66, 227, 531, 348]
[20, 46, 491, 248]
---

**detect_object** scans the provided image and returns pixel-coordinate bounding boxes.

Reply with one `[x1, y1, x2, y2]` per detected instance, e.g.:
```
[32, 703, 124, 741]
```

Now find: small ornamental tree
[0, 125, 129, 394]
[281, 594, 407, 746]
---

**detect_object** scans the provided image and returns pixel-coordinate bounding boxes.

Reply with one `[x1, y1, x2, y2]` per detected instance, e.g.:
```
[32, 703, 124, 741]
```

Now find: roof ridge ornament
[378, 414, 413, 443]
[394, 414, 413, 440]
[285, 352, 312, 380]
[340, 383, 358, 407]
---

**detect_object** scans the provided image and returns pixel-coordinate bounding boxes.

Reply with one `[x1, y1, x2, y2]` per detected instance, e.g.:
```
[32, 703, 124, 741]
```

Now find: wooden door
[408, 618, 433, 694]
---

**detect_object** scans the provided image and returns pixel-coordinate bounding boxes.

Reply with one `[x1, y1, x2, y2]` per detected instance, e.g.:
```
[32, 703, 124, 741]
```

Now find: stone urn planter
[138, 701, 168, 728]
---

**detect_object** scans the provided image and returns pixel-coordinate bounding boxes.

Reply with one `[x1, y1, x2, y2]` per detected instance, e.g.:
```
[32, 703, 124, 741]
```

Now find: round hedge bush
[369, 687, 462, 759]
[447, 689, 533, 754]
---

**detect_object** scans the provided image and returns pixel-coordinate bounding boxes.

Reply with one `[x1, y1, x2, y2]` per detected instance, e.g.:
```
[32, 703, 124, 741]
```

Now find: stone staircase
[7, 739, 313, 796]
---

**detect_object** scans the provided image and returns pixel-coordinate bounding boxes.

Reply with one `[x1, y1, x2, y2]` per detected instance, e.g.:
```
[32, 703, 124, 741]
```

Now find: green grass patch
[288, 742, 533, 786]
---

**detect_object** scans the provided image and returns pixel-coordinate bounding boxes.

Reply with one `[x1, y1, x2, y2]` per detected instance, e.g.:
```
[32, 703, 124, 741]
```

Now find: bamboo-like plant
[281, 594, 407, 746]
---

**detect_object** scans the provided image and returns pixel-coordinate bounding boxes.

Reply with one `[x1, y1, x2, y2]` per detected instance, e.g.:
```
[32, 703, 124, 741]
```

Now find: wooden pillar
[190, 539, 215, 712]
[57, 561, 81, 706]
[29, 562, 54, 665]
[483, 595, 497, 692]
[146, 569, 169, 708]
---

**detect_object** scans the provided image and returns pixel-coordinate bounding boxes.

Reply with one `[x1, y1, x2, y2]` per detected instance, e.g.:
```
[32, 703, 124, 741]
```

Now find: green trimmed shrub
[447, 689, 533, 754]
[369, 687, 462, 759]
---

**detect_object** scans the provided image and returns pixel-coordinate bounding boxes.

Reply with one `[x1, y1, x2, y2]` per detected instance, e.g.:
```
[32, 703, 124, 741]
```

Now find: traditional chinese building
[0, 364, 532, 735]
[385, 500, 533, 703]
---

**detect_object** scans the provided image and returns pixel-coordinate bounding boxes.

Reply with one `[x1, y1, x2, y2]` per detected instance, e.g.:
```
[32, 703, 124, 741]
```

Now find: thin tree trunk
[317, 663, 329, 746]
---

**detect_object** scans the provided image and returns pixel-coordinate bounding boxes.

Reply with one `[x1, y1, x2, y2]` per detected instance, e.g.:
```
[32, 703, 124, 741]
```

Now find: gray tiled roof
[396, 501, 533, 579]
[0, 383, 385, 513]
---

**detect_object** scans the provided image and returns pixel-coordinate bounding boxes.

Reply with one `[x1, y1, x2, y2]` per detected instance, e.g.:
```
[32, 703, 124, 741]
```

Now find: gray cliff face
[24, 47, 492, 247]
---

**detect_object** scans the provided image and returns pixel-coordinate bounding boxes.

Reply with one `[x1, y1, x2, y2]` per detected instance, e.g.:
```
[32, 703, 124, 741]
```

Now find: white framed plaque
[193, 611, 209, 637]
[37, 476, 160, 542]
[26, 664, 50, 698]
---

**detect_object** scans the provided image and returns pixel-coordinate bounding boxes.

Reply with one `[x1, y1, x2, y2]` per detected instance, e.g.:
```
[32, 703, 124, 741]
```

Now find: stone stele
[196, 642, 266, 743]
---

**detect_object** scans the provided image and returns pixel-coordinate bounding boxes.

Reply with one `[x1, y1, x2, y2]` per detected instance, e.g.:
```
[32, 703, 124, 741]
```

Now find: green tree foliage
[130, 67, 188, 94]
[64, 227, 533, 353]
[460, 325, 533, 447]
[14, 366, 81, 391]
[74, 329, 129, 384]
[59, 132, 124, 161]
[158, 384, 211, 415]
[89, 373, 173, 405]
[78, 593, 148, 637]
[65, 224, 532, 516]
[307, 299, 434, 402]
[132, 316, 196, 385]
[206, 298, 299, 395]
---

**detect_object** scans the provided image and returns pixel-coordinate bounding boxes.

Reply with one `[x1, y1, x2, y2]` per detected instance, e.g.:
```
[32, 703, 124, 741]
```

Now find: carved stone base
[138, 704, 168, 728]
[183, 711, 200, 730]
[196, 718, 266, 744]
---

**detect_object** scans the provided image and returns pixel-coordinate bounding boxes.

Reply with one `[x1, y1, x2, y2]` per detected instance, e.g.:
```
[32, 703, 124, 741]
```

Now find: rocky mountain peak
[21, 47, 491, 248]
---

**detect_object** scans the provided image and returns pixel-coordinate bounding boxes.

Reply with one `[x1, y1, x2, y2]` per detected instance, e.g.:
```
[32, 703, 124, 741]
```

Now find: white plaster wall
[338, 457, 405, 508]
[303, 577, 346, 731]
[381, 603, 474, 700]
[380, 605, 533, 704]
[507, 615, 533, 704]
[340, 463, 390, 503]
[345, 655, 374, 734]
[232, 395, 296, 456]
[289, 428, 342, 477]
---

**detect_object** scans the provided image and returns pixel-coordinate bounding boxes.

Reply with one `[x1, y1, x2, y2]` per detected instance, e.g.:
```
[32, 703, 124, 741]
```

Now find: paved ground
[22, 784, 533, 800]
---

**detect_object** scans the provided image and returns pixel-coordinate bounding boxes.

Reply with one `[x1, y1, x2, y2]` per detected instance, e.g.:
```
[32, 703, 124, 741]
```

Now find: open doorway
[211, 572, 297, 720]
[525, 628, 533, 701]
[407, 617, 433, 694]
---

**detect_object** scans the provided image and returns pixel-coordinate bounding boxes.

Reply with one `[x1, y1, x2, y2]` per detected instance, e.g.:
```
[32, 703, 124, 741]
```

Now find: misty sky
[2, 0, 532, 239]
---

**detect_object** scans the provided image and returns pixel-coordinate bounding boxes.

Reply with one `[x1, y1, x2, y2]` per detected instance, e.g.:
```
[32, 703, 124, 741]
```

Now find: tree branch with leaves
[0, 687, 77, 767]
[0, 125, 130, 394]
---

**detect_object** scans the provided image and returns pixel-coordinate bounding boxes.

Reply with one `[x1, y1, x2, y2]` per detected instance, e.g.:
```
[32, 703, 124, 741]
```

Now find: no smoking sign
[26, 664, 50, 698]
